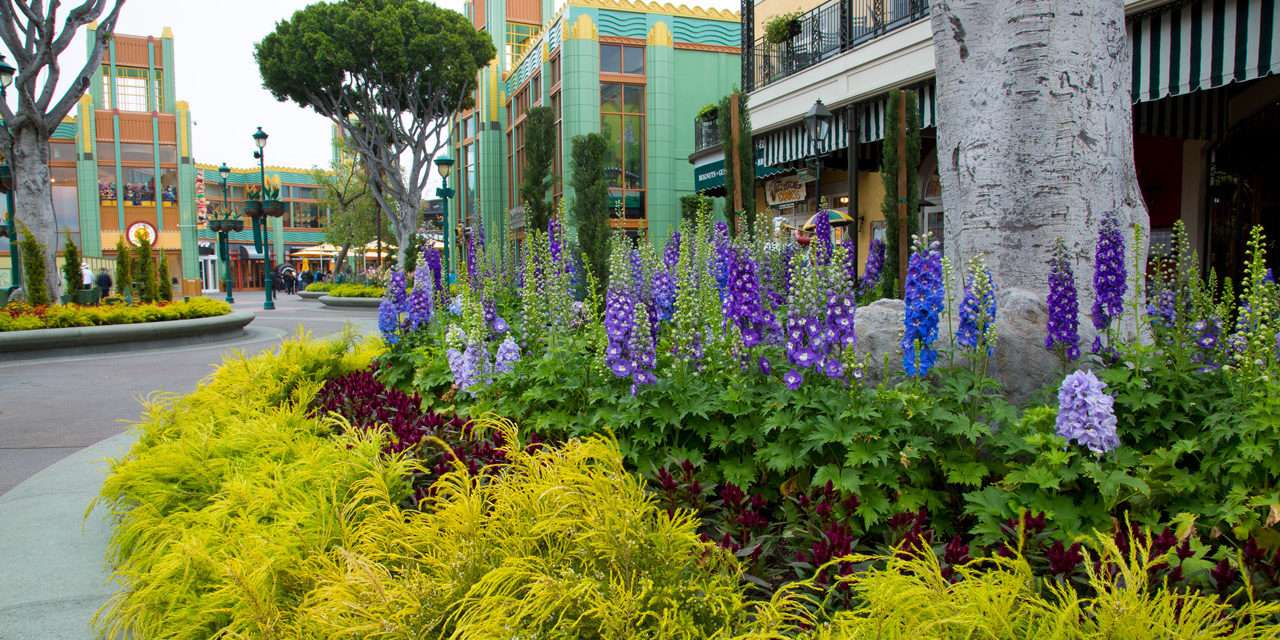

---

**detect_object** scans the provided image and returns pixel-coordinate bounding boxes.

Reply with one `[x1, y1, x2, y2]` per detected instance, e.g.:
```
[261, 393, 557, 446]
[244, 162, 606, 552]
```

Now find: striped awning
[756, 81, 936, 167]
[1129, 0, 1279, 104]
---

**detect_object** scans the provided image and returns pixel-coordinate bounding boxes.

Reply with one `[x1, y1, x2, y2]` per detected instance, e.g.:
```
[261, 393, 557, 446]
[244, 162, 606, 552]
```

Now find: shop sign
[126, 221, 158, 246]
[766, 176, 806, 206]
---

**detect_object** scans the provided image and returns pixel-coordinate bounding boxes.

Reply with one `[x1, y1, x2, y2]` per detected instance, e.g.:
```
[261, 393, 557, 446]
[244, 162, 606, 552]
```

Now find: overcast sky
[3, 0, 738, 193]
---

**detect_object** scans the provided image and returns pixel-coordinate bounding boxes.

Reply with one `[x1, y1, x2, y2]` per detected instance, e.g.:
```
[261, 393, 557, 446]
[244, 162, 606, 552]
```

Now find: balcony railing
[694, 117, 720, 153]
[748, 0, 929, 92]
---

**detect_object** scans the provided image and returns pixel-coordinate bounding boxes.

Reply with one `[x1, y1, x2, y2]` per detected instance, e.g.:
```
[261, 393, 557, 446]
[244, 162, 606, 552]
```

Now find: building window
[600, 82, 645, 221]
[550, 54, 561, 86]
[122, 167, 156, 204]
[102, 66, 160, 112]
[49, 141, 76, 163]
[119, 142, 153, 163]
[506, 22, 540, 68]
[600, 44, 644, 75]
[531, 72, 542, 105]
[159, 168, 178, 205]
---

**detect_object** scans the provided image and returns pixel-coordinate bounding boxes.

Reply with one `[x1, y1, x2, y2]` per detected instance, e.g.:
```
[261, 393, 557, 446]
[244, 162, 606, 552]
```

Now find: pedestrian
[80, 262, 93, 289]
[95, 268, 113, 296]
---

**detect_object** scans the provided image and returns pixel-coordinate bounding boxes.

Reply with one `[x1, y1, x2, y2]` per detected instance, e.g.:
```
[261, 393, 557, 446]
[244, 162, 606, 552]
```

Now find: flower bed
[324, 283, 384, 298]
[368, 214, 1280, 606]
[96, 335, 1280, 637]
[0, 298, 231, 332]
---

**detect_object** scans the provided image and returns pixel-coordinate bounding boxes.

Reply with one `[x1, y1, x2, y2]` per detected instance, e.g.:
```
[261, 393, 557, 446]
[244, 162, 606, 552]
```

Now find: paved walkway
[0, 295, 378, 639]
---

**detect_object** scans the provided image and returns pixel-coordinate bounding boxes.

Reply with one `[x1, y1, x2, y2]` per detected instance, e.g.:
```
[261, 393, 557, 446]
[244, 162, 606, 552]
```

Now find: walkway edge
[319, 295, 381, 308]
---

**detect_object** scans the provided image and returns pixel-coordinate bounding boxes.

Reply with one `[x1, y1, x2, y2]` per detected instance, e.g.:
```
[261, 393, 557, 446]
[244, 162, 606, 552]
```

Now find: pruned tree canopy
[255, 0, 494, 268]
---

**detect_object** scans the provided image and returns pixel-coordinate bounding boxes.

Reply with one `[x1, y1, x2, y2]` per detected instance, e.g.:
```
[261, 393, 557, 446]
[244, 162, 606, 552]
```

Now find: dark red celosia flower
[887, 512, 915, 529]
[656, 468, 679, 493]
[1176, 539, 1194, 561]
[1243, 537, 1267, 566]
[680, 460, 697, 479]
[815, 501, 833, 519]
[1211, 558, 1238, 592]
[718, 532, 740, 553]
[749, 493, 768, 511]
[688, 480, 702, 496]
[1166, 565, 1184, 584]
[842, 494, 860, 513]
[944, 535, 970, 567]
[735, 509, 768, 529]
[719, 483, 745, 507]
[1150, 528, 1178, 558]
[1046, 541, 1084, 576]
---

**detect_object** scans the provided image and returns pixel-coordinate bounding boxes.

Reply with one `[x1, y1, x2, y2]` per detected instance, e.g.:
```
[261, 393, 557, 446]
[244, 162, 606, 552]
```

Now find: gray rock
[852, 287, 1064, 403]
[6, 287, 27, 305]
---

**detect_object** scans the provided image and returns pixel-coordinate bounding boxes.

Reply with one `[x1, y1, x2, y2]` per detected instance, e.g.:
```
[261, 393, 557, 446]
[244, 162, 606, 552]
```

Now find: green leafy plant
[697, 102, 719, 121]
[325, 283, 385, 298]
[764, 12, 801, 44]
[880, 89, 920, 296]
[520, 105, 557, 233]
[156, 249, 172, 302]
[132, 232, 158, 303]
[61, 231, 81, 295]
[114, 236, 132, 302]
[17, 222, 49, 305]
[571, 132, 610, 290]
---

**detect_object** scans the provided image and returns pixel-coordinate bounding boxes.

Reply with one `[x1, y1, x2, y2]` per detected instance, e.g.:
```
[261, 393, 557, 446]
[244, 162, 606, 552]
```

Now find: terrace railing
[748, 0, 929, 92]
[694, 118, 721, 153]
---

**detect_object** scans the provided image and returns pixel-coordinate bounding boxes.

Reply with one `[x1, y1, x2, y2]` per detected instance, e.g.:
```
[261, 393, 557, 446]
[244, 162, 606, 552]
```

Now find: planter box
[298, 290, 326, 300]
[0, 310, 255, 353]
[318, 295, 382, 309]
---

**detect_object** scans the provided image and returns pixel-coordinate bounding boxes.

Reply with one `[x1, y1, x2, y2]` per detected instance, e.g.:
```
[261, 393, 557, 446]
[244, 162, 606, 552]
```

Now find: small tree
[520, 106, 556, 233]
[17, 223, 49, 305]
[718, 92, 756, 235]
[62, 232, 82, 295]
[571, 133, 610, 290]
[157, 250, 173, 301]
[880, 90, 920, 297]
[680, 194, 711, 224]
[114, 236, 133, 302]
[316, 140, 386, 275]
[403, 232, 423, 275]
[133, 234, 158, 303]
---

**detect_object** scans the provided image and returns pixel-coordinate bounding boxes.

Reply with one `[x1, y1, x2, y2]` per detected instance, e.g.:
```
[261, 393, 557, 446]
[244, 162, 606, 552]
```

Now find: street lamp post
[804, 99, 833, 212]
[252, 127, 275, 310]
[0, 53, 19, 295]
[216, 163, 237, 304]
[434, 152, 455, 283]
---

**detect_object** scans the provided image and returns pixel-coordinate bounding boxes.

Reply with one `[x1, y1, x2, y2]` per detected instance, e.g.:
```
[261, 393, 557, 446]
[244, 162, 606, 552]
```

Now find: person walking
[80, 262, 94, 290]
[95, 268, 113, 296]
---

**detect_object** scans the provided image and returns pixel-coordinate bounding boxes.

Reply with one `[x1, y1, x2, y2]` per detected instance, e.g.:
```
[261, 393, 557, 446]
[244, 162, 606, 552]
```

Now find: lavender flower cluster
[1091, 213, 1127, 353]
[902, 240, 944, 378]
[1045, 239, 1081, 362]
[1055, 369, 1119, 455]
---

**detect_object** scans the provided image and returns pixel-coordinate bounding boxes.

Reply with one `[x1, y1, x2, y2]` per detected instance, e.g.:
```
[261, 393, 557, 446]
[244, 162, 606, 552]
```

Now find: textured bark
[11, 125, 56, 295]
[931, 0, 1149, 324]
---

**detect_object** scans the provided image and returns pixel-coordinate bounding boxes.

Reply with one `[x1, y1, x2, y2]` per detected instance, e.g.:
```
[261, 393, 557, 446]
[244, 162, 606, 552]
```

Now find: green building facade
[450, 0, 740, 256]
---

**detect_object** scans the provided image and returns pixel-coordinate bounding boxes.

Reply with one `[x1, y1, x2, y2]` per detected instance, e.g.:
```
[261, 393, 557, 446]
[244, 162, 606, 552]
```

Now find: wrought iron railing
[694, 118, 721, 153]
[748, 0, 930, 92]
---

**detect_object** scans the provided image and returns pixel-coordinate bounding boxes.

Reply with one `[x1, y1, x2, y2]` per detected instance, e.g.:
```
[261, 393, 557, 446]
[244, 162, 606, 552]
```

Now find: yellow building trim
[542, 40, 550, 62]
[566, 13, 598, 40]
[162, 26, 173, 39]
[176, 100, 190, 158]
[647, 20, 673, 46]
[487, 65, 499, 122]
[571, 0, 738, 22]
[194, 162, 332, 176]
[78, 95, 94, 153]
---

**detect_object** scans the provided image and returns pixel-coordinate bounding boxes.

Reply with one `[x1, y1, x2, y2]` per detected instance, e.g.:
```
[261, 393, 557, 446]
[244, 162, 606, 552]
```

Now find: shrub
[325, 283, 385, 298]
[303, 281, 332, 292]
[17, 222, 49, 305]
[0, 298, 231, 332]
[114, 236, 132, 300]
[62, 231, 81, 294]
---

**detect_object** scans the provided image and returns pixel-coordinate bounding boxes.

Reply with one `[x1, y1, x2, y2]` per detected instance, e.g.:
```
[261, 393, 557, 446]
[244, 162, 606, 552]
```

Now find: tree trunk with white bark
[931, 0, 1149, 321]
[11, 124, 58, 297]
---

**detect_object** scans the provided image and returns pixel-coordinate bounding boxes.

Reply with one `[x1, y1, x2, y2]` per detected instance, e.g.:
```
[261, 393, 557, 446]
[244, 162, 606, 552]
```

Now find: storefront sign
[126, 221, 158, 246]
[766, 176, 806, 206]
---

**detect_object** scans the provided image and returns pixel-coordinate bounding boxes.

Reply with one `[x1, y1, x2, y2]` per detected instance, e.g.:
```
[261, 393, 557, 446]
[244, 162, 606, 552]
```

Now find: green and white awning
[757, 81, 936, 168]
[1130, 0, 1279, 103]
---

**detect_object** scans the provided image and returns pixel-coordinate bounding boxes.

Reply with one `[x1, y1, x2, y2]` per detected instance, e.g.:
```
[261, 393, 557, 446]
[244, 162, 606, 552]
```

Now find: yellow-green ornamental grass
[94, 335, 1280, 639]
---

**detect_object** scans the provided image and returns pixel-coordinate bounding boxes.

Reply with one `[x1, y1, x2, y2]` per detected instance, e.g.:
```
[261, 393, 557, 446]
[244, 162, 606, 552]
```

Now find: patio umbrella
[801, 209, 856, 231]
[290, 243, 341, 258]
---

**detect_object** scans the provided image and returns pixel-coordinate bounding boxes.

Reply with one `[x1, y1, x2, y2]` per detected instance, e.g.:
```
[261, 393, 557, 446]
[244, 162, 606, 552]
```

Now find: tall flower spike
[628, 301, 657, 394]
[956, 258, 996, 354]
[387, 269, 408, 310]
[405, 267, 434, 331]
[1045, 239, 1081, 362]
[813, 210, 833, 265]
[862, 237, 885, 295]
[378, 298, 401, 345]
[1091, 212, 1127, 351]
[1055, 370, 1119, 455]
[901, 237, 944, 378]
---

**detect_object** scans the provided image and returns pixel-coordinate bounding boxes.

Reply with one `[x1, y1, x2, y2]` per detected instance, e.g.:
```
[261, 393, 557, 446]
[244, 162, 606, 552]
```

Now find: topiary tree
[880, 90, 919, 297]
[571, 133, 610, 291]
[114, 236, 133, 302]
[157, 250, 173, 301]
[134, 234, 158, 303]
[17, 222, 49, 305]
[62, 232, 81, 295]
[520, 106, 556, 234]
[256, 0, 495, 269]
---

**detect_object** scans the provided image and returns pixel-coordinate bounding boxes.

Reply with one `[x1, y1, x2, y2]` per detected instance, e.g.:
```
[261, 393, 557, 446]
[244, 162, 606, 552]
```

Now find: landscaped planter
[298, 290, 326, 300]
[319, 295, 381, 308]
[0, 310, 254, 352]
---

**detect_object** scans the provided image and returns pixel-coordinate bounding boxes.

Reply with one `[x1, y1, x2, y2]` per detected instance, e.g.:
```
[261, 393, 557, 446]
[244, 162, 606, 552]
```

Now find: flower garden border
[0, 310, 255, 353]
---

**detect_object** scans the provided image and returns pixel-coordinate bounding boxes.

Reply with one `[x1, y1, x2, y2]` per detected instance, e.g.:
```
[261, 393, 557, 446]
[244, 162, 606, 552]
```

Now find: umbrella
[801, 209, 856, 231]
[290, 243, 341, 258]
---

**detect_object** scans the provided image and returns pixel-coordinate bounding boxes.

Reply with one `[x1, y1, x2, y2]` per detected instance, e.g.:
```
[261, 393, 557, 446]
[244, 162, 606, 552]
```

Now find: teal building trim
[645, 20, 677, 246]
[111, 115, 125, 232]
[161, 33, 177, 115]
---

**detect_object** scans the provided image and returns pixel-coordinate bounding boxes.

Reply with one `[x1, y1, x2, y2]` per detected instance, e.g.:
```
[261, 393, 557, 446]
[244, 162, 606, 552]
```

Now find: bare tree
[0, 0, 126, 297]
[931, 0, 1149, 322]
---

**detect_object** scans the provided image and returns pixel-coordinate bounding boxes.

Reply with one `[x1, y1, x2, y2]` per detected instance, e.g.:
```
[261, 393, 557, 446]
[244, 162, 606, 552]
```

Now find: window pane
[158, 145, 177, 164]
[98, 166, 117, 203]
[49, 142, 76, 162]
[624, 115, 643, 188]
[120, 142, 152, 163]
[623, 46, 644, 74]
[600, 83, 622, 112]
[599, 115, 623, 188]
[159, 168, 178, 204]
[600, 44, 621, 73]
[98, 143, 115, 162]
[123, 167, 156, 204]
[623, 86, 644, 114]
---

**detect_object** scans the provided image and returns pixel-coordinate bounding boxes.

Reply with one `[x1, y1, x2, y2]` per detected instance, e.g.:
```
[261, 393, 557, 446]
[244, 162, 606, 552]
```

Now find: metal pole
[896, 89, 908, 287]
[848, 103, 859, 276]
[259, 151, 275, 310]
[221, 176, 234, 304]
[1, 85, 19, 293]
[441, 176, 451, 283]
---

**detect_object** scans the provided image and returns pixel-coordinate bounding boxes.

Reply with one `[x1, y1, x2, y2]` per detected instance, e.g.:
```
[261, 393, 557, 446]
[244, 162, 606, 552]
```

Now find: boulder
[852, 287, 1064, 404]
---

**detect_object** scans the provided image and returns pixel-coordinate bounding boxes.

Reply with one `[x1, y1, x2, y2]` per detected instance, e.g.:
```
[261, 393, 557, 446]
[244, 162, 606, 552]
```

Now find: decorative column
[645, 20, 675, 249]
[559, 11, 600, 233]
[74, 95, 101, 256]
[176, 101, 198, 280]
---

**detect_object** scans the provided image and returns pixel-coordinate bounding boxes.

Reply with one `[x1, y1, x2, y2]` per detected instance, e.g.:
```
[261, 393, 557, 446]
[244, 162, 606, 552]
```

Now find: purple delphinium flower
[1192, 318, 1221, 371]
[783, 368, 803, 390]
[378, 299, 400, 345]
[548, 215, 562, 264]
[711, 223, 732, 294]
[759, 355, 772, 375]
[628, 302, 657, 394]
[387, 269, 408, 310]
[447, 340, 490, 393]
[901, 242, 944, 377]
[1147, 289, 1177, 331]
[1055, 370, 1120, 455]
[1091, 213, 1127, 351]
[653, 268, 676, 322]
[494, 335, 521, 373]
[862, 238, 885, 294]
[663, 232, 681, 271]
[722, 246, 778, 349]
[604, 288, 636, 378]
[424, 247, 444, 293]
[825, 292, 857, 352]
[956, 268, 996, 353]
[841, 236, 859, 289]
[405, 267, 434, 331]
[1045, 240, 1081, 362]
[813, 211, 833, 265]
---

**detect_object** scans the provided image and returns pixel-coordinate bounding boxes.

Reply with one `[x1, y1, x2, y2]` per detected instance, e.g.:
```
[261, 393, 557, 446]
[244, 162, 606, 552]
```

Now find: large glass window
[505, 22, 540, 68]
[600, 44, 644, 74]
[98, 165, 117, 203]
[102, 66, 150, 112]
[600, 82, 645, 220]
[122, 167, 156, 204]
[290, 202, 321, 228]
[159, 168, 178, 205]
[120, 143, 153, 163]
[51, 167, 79, 250]
[49, 141, 76, 163]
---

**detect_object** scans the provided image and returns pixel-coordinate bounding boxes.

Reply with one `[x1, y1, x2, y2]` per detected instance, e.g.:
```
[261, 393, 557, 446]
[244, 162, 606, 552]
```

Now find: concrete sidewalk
[0, 432, 133, 639]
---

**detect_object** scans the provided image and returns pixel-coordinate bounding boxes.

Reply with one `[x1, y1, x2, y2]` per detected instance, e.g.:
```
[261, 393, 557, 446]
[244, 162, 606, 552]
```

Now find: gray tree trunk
[12, 125, 60, 298]
[393, 195, 419, 269]
[931, 0, 1149, 326]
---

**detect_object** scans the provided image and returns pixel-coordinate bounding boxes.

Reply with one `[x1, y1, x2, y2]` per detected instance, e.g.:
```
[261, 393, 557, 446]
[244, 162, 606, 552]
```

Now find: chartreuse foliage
[324, 283, 385, 298]
[0, 297, 230, 332]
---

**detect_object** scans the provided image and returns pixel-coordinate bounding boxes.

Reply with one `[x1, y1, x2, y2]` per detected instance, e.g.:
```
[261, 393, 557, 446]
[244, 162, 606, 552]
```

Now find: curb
[298, 290, 326, 300]
[319, 295, 382, 309]
[0, 311, 256, 353]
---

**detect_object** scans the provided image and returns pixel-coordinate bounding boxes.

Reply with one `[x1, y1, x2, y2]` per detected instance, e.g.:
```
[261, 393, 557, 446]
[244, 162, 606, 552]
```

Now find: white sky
[3, 0, 739, 193]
